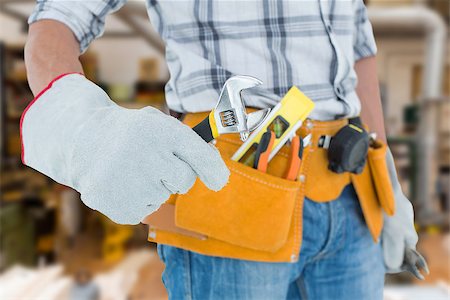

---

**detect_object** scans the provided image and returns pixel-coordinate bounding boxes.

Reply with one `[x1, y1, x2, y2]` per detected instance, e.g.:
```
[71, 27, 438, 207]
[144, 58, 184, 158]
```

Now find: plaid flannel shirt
[29, 0, 377, 120]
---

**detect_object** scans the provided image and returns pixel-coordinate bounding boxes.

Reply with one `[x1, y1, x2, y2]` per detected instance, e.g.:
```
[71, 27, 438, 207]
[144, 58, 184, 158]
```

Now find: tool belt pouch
[367, 140, 396, 216]
[145, 112, 304, 262]
[298, 120, 385, 242]
[145, 116, 388, 260]
[176, 153, 300, 253]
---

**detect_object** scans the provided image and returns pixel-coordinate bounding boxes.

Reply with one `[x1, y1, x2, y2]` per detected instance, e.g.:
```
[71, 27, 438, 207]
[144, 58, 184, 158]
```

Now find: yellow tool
[231, 86, 315, 163]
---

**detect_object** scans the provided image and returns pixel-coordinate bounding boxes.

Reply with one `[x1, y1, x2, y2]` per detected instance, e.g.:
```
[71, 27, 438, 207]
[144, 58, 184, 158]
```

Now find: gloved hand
[382, 148, 429, 279]
[21, 73, 230, 224]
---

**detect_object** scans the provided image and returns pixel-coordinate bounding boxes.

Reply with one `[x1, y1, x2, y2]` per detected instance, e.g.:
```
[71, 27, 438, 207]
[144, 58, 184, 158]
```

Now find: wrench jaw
[246, 108, 271, 132]
[213, 75, 264, 141]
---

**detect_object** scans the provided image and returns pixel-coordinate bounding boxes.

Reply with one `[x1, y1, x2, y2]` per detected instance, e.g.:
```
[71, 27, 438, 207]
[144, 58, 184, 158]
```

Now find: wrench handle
[192, 114, 216, 142]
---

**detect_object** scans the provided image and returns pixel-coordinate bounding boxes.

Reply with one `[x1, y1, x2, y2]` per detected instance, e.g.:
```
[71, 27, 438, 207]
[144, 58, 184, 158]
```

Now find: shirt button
[326, 24, 333, 33]
[335, 86, 342, 95]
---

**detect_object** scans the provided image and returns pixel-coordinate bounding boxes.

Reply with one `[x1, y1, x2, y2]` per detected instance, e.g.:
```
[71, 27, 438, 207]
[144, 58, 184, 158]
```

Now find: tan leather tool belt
[143, 112, 395, 263]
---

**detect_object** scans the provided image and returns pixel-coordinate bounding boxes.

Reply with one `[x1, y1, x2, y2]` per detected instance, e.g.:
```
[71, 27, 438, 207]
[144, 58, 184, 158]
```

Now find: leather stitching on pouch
[293, 185, 303, 259]
[275, 152, 289, 158]
[217, 137, 242, 146]
[228, 166, 299, 191]
[292, 142, 310, 259]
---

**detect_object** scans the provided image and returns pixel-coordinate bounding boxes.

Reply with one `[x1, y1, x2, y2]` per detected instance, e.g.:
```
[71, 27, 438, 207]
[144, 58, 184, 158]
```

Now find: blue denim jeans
[157, 185, 385, 300]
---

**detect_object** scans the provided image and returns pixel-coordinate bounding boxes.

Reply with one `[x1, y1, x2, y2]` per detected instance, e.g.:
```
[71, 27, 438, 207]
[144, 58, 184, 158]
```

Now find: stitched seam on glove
[20, 72, 84, 164]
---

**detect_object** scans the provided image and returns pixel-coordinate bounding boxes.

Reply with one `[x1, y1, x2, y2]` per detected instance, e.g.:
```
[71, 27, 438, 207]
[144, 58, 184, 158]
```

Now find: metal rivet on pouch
[306, 120, 313, 129]
[291, 254, 297, 262]
[298, 174, 306, 183]
[149, 231, 157, 239]
[211, 139, 217, 145]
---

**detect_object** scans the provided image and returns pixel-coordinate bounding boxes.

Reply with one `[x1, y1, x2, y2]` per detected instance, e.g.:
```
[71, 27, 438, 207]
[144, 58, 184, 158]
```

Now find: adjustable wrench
[192, 75, 270, 142]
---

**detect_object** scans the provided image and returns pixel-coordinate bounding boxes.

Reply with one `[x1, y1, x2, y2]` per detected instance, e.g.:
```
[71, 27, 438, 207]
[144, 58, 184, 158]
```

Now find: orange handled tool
[285, 135, 306, 181]
[253, 130, 276, 173]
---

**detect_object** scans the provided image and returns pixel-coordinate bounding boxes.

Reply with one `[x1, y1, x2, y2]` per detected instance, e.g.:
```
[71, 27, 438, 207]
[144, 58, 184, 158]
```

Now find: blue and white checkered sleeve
[353, 0, 377, 61]
[28, 0, 127, 53]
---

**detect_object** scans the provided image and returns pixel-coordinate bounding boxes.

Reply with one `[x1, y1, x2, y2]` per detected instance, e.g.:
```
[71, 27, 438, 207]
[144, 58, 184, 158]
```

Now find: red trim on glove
[20, 72, 84, 164]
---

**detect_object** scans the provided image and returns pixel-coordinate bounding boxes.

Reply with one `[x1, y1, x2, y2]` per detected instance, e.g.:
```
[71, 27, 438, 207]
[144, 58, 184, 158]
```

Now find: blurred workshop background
[0, 0, 449, 299]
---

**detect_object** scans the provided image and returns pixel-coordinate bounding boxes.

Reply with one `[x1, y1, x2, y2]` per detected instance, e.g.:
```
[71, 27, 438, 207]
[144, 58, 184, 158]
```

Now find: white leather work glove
[21, 73, 230, 224]
[382, 148, 429, 279]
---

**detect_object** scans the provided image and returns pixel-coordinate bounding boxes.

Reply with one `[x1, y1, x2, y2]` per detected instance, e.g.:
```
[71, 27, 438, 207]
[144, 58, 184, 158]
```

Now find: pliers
[284, 134, 311, 181]
[253, 130, 276, 172]
[253, 131, 311, 181]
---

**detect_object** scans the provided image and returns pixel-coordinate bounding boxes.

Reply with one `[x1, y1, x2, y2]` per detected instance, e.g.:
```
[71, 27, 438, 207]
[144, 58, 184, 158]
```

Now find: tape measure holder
[327, 117, 370, 174]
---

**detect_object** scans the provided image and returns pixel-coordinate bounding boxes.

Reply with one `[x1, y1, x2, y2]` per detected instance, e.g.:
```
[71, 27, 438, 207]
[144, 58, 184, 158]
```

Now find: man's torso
[147, 0, 371, 120]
